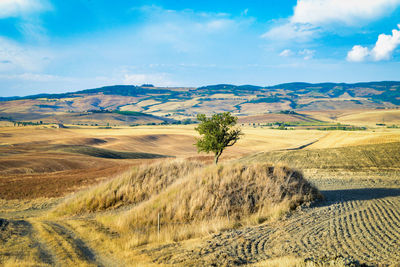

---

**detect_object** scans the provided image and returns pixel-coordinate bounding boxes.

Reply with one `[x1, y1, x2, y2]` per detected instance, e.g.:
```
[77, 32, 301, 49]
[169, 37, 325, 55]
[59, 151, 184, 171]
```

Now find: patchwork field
[1, 123, 400, 266]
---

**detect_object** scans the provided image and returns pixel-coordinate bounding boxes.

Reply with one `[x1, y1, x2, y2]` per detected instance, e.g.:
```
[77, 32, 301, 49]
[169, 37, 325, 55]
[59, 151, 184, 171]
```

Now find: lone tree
[195, 112, 243, 164]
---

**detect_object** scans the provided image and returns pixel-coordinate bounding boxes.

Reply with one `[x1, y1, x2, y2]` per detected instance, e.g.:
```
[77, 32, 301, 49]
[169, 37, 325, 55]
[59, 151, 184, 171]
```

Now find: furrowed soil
[143, 179, 400, 266]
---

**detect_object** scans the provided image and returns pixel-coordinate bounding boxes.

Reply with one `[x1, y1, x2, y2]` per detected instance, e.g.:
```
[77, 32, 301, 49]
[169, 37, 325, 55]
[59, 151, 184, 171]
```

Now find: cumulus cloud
[292, 0, 400, 26]
[347, 45, 370, 62]
[372, 25, 400, 60]
[263, 0, 400, 41]
[0, 0, 51, 18]
[347, 25, 400, 62]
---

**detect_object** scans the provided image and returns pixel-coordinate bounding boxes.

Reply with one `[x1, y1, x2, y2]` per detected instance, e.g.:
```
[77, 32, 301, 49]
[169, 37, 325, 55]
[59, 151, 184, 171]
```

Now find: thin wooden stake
[157, 212, 160, 240]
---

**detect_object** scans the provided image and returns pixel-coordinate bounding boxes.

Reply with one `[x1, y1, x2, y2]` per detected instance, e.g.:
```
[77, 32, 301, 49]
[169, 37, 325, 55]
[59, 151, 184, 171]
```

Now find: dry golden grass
[300, 108, 400, 127]
[53, 160, 203, 215]
[71, 161, 321, 246]
[0, 219, 53, 267]
[306, 130, 400, 149]
[121, 162, 319, 224]
[337, 109, 400, 126]
[244, 141, 400, 173]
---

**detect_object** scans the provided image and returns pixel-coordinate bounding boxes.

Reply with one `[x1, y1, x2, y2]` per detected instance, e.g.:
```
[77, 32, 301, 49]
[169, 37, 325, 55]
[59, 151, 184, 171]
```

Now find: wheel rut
[0, 218, 55, 266]
[34, 220, 109, 266]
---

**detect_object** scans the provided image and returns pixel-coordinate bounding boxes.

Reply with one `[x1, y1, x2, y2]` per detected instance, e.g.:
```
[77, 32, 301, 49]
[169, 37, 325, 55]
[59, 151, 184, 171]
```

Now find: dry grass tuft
[54, 160, 321, 246]
[99, 161, 322, 245]
[53, 160, 203, 216]
[124, 162, 320, 224]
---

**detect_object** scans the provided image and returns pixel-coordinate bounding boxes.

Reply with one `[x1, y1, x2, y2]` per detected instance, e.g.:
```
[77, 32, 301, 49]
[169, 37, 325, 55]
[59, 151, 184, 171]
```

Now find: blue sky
[0, 0, 400, 96]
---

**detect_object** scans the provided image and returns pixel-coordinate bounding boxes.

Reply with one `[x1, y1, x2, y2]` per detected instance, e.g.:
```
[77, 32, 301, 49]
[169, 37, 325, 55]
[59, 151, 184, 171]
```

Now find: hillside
[0, 81, 399, 125]
[243, 141, 400, 174]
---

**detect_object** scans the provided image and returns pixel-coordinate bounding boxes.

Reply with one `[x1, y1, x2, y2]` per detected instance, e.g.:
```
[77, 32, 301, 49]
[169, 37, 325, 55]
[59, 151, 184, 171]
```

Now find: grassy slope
[54, 160, 202, 215]
[242, 141, 400, 171]
[53, 160, 321, 245]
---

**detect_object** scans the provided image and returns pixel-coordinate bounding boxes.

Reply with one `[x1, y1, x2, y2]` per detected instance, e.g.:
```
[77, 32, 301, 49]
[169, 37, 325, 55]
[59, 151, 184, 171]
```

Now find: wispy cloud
[299, 49, 315, 60]
[347, 24, 400, 62]
[261, 22, 317, 42]
[279, 48, 315, 60]
[135, 6, 243, 53]
[279, 49, 293, 57]
[263, 0, 400, 42]
[0, 37, 51, 71]
[0, 0, 51, 19]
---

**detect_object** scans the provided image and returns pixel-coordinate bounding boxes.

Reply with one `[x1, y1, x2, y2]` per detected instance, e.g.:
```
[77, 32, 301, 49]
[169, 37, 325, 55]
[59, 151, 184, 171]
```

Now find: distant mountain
[0, 81, 399, 125]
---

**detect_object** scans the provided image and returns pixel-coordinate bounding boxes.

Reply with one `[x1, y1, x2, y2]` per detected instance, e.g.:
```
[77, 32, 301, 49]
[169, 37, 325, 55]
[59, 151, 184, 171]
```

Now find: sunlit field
[1, 121, 400, 266]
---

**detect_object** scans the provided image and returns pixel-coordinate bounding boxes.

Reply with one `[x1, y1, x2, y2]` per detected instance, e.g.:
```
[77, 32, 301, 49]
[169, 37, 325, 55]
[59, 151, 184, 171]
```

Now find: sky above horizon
[0, 0, 400, 96]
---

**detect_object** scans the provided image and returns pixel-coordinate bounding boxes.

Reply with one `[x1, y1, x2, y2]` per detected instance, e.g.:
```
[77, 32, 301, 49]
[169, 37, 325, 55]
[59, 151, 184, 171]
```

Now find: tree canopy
[195, 112, 243, 164]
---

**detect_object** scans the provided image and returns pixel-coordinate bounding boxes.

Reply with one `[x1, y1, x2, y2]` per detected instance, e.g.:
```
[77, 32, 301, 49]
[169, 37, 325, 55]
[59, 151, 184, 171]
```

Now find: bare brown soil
[0, 160, 136, 199]
[0, 128, 169, 199]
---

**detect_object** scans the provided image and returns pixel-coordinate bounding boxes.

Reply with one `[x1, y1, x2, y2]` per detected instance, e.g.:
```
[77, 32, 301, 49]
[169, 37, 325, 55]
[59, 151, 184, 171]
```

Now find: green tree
[195, 112, 243, 165]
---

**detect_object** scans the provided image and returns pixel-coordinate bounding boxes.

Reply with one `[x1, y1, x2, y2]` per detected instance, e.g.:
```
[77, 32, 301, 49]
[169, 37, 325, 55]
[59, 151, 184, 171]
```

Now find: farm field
[2, 0, 400, 265]
[1, 124, 400, 266]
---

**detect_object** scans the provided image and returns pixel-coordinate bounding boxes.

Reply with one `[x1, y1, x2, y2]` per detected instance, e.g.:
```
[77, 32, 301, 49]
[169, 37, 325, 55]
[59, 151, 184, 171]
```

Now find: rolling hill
[0, 81, 399, 125]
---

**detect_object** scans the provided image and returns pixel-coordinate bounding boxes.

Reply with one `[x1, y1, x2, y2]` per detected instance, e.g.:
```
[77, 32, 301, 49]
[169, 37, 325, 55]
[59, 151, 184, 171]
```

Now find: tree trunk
[214, 150, 222, 165]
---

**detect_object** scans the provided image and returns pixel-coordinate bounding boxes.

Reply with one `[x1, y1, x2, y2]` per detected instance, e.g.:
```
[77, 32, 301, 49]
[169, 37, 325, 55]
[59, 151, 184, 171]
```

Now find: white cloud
[0, 37, 51, 71]
[292, 0, 400, 26]
[279, 49, 293, 57]
[136, 7, 242, 53]
[347, 25, 400, 62]
[263, 0, 400, 41]
[299, 49, 315, 60]
[372, 25, 400, 60]
[0, 0, 51, 18]
[202, 19, 234, 32]
[279, 48, 315, 60]
[347, 45, 370, 62]
[261, 22, 317, 42]
[123, 73, 175, 87]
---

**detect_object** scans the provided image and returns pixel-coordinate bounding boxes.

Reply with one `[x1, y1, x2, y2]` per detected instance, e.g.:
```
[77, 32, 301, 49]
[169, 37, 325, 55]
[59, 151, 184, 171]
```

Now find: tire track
[34, 221, 106, 266]
[0, 219, 55, 266]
